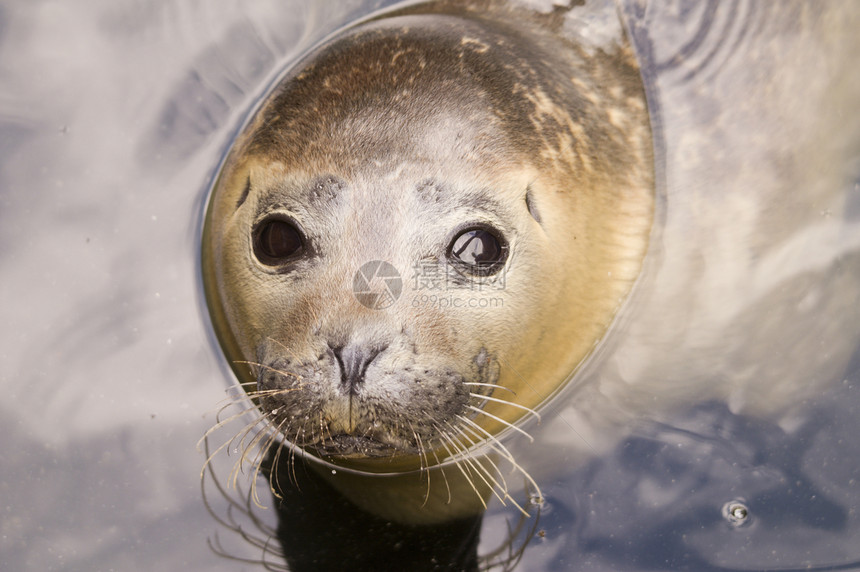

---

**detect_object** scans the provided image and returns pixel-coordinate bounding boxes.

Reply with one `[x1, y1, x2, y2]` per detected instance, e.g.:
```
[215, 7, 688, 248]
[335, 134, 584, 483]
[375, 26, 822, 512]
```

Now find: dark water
[2, 0, 859, 570]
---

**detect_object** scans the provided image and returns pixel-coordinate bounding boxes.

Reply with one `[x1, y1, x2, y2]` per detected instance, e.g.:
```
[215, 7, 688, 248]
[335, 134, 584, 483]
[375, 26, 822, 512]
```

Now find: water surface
[1, 1, 858, 570]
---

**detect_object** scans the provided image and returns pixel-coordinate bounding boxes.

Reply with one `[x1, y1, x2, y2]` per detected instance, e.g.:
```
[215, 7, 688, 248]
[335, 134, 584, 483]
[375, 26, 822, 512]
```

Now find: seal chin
[310, 435, 408, 458]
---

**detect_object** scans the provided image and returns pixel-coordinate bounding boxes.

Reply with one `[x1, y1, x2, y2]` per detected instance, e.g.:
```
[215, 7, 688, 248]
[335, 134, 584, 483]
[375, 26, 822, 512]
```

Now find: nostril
[331, 344, 386, 394]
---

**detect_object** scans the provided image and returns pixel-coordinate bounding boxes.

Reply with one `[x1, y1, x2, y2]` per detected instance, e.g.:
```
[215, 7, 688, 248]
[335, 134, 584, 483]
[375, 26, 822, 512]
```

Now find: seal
[202, 0, 654, 523]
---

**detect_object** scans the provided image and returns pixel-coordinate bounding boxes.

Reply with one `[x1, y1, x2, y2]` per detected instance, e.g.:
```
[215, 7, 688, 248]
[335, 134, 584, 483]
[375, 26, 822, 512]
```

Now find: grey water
[1, 1, 859, 571]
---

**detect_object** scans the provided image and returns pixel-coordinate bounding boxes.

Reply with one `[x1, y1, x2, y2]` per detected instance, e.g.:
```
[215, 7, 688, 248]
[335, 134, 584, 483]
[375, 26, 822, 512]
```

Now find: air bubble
[722, 499, 752, 528]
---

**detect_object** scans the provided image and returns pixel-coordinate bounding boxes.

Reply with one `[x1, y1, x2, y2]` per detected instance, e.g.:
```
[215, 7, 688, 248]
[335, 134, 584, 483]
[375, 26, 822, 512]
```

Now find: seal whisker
[287, 437, 302, 489]
[205, 387, 256, 416]
[463, 381, 516, 395]
[447, 423, 531, 517]
[199, 406, 260, 446]
[404, 419, 427, 470]
[429, 445, 453, 505]
[443, 422, 510, 508]
[457, 457, 530, 518]
[229, 429, 263, 489]
[211, 392, 255, 409]
[238, 388, 304, 405]
[248, 426, 285, 507]
[234, 360, 303, 381]
[202, 422, 296, 567]
[243, 385, 303, 396]
[407, 422, 434, 508]
[454, 422, 528, 510]
[455, 415, 517, 464]
[201, 415, 269, 480]
[318, 411, 334, 449]
[267, 438, 286, 499]
[264, 416, 300, 493]
[444, 431, 526, 515]
[468, 392, 542, 423]
[200, 436, 288, 569]
[205, 381, 260, 412]
[259, 440, 291, 508]
[456, 414, 543, 505]
[465, 405, 536, 443]
[209, 386, 301, 427]
[243, 423, 287, 508]
[437, 431, 488, 510]
[230, 418, 278, 490]
[449, 422, 508, 490]
[201, 385, 268, 427]
[272, 425, 297, 493]
[224, 417, 266, 458]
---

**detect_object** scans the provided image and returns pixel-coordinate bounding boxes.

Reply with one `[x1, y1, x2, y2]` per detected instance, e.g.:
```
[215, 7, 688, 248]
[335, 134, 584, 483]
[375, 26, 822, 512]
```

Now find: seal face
[202, 5, 654, 473]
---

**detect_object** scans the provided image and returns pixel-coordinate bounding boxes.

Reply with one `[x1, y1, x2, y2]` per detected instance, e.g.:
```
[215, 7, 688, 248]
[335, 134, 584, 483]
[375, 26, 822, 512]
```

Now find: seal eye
[448, 227, 508, 275]
[254, 218, 304, 265]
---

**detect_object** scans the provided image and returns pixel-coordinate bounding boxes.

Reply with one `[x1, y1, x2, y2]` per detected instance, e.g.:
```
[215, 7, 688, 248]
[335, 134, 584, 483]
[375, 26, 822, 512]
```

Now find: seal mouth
[310, 434, 409, 458]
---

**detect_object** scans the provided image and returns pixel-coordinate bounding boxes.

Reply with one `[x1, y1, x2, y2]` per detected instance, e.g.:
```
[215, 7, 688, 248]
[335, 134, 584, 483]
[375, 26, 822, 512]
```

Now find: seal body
[202, 0, 653, 521]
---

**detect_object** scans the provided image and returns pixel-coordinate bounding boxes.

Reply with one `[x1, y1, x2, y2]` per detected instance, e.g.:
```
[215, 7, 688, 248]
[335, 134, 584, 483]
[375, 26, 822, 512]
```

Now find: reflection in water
[201, 421, 540, 571]
[259, 443, 546, 571]
[260, 446, 482, 572]
[559, 390, 860, 571]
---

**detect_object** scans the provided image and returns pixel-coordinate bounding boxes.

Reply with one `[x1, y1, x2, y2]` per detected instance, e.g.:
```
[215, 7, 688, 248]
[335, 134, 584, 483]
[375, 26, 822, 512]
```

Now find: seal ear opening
[236, 175, 251, 210]
[525, 184, 542, 224]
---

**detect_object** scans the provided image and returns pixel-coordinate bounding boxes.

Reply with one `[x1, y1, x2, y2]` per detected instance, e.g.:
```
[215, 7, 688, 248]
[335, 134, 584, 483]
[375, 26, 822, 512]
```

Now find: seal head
[202, 9, 654, 473]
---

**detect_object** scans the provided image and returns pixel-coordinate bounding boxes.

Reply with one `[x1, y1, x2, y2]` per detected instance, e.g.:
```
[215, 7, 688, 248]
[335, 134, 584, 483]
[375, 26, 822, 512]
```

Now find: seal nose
[331, 344, 384, 394]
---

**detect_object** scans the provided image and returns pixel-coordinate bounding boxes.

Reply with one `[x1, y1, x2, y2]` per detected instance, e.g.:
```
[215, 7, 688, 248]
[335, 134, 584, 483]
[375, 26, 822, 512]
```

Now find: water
[1, 1, 858, 570]
[0, 2, 375, 569]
